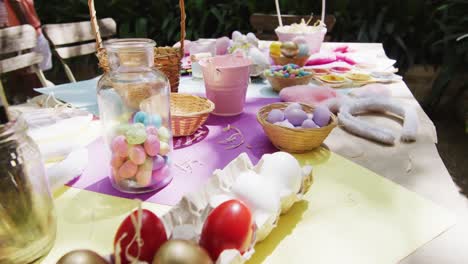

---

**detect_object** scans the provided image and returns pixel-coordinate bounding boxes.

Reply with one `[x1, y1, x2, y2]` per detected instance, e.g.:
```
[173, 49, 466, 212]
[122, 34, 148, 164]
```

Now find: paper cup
[200, 55, 251, 116]
[275, 27, 327, 54]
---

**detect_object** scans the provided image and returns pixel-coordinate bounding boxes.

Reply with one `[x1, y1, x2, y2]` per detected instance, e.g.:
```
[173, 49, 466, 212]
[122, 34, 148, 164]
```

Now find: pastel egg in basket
[257, 102, 337, 153]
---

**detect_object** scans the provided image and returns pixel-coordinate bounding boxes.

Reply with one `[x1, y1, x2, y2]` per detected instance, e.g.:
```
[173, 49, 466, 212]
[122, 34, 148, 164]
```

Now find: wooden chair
[0, 24, 49, 89]
[250, 13, 336, 41]
[43, 18, 116, 82]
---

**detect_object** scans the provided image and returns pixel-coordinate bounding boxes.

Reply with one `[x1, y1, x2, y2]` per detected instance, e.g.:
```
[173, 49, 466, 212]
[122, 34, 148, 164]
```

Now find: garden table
[36, 43, 468, 263]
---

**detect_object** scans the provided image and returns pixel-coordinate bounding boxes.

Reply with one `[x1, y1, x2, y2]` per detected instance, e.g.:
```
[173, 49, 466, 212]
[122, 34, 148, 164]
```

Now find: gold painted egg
[280, 41, 299, 58]
[57, 250, 109, 264]
[153, 240, 213, 264]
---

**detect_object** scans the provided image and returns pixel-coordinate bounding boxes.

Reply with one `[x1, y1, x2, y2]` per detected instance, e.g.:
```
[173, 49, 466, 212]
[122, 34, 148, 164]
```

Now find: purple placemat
[67, 97, 280, 205]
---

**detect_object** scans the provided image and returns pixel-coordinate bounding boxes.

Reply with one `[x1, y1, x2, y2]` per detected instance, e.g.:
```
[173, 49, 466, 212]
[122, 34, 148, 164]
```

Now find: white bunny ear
[337, 97, 419, 145]
[401, 106, 418, 142]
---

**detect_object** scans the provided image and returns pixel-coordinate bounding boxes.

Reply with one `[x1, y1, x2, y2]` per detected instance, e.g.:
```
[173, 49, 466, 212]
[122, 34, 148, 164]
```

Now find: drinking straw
[321, 0, 326, 27]
[275, 0, 283, 27]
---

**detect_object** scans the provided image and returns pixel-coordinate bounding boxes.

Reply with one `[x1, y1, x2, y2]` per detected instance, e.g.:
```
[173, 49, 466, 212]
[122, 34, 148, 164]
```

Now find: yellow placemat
[249, 148, 456, 264]
[43, 148, 455, 264]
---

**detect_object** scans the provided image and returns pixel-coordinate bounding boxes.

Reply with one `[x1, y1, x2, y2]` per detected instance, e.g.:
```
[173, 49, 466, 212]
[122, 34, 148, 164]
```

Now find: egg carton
[160, 152, 313, 264]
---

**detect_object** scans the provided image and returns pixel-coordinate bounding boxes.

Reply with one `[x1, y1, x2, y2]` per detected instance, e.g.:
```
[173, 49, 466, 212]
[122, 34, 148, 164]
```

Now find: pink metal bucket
[275, 27, 327, 54]
[199, 55, 251, 116]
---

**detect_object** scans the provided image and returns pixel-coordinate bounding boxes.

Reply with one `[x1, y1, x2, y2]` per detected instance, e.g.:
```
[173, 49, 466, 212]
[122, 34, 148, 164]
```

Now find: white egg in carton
[161, 152, 313, 264]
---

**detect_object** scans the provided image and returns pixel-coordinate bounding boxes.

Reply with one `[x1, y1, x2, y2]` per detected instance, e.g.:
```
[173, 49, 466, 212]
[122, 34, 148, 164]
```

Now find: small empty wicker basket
[257, 102, 337, 153]
[171, 93, 215, 137]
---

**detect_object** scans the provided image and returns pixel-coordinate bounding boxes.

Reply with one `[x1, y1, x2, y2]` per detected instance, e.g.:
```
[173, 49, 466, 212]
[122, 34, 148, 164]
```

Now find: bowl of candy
[264, 64, 313, 92]
[269, 40, 310, 67]
[257, 102, 337, 153]
[275, 19, 327, 54]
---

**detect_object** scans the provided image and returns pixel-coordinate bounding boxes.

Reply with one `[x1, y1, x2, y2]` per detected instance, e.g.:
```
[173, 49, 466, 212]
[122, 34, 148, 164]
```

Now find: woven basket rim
[256, 102, 337, 132]
[171, 93, 215, 118]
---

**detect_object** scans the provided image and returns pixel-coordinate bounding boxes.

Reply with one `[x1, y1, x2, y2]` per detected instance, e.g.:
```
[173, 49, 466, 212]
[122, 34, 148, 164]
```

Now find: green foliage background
[35, 0, 467, 108]
[35, 0, 434, 70]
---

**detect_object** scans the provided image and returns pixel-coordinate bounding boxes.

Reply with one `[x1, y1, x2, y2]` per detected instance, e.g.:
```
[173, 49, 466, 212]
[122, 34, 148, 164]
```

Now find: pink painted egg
[136, 168, 152, 187]
[129, 145, 147, 165]
[144, 135, 160, 157]
[118, 160, 138, 179]
[111, 135, 129, 158]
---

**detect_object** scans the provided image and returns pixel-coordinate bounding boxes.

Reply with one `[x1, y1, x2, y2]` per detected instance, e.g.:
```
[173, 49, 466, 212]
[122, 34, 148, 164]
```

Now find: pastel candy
[118, 160, 138, 179]
[111, 135, 129, 157]
[146, 126, 159, 136]
[112, 168, 120, 182]
[118, 112, 133, 122]
[144, 134, 160, 156]
[132, 123, 146, 130]
[144, 114, 162, 128]
[136, 168, 152, 187]
[114, 124, 131, 136]
[158, 127, 171, 142]
[133, 111, 148, 124]
[153, 155, 166, 171]
[159, 142, 170, 156]
[111, 155, 125, 169]
[125, 124, 147, 145]
[141, 157, 154, 171]
[128, 145, 147, 165]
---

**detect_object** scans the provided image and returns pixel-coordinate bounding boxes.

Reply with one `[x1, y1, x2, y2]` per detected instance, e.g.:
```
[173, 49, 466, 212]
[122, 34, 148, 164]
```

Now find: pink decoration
[279, 85, 338, 105]
[305, 52, 337, 66]
[118, 160, 138, 179]
[111, 135, 128, 158]
[128, 145, 147, 165]
[336, 53, 357, 65]
[216, 37, 231, 55]
[144, 134, 161, 157]
[333, 45, 349, 53]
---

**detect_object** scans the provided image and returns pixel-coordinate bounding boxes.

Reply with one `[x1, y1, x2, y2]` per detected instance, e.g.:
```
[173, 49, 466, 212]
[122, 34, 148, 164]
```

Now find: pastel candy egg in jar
[96, 39, 173, 193]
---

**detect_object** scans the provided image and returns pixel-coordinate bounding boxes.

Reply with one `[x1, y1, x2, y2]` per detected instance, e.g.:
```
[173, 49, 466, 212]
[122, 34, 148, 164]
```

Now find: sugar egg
[313, 105, 331, 127]
[285, 108, 308, 126]
[301, 119, 319, 128]
[266, 109, 285, 123]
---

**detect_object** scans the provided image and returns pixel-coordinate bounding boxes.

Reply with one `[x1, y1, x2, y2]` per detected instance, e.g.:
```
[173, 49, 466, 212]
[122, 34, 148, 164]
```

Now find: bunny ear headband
[322, 96, 419, 145]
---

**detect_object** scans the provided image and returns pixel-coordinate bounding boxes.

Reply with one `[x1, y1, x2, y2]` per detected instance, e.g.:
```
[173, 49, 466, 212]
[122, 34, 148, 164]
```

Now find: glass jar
[97, 39, 173, 193]
[0, 114, 56, 263]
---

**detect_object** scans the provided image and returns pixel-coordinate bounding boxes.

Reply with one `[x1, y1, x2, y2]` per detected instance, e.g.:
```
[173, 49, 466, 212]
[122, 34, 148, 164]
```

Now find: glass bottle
[97, 39, 173, 193]
[0, 114, 56, 263]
